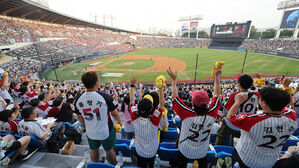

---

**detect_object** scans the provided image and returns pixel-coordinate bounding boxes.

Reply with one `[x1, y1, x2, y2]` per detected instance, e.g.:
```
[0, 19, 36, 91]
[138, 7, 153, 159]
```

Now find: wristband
[285, 151, 292, 156]
[130, 84, 136, 88]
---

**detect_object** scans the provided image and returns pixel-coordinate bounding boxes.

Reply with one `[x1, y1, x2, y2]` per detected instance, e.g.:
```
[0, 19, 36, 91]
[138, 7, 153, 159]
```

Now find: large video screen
[280, 9, 299, 29]
[210, 21, 251, 39]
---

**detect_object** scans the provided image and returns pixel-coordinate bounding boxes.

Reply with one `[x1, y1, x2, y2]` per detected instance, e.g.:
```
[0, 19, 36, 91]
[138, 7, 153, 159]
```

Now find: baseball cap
[190, 90, 209, 107]
[143, 94, 153, 104]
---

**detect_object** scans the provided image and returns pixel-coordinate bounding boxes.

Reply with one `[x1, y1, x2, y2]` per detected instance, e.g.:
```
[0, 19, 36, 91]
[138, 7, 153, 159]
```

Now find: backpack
[46, 133, 67, 153]
[65, 127, 82, 144]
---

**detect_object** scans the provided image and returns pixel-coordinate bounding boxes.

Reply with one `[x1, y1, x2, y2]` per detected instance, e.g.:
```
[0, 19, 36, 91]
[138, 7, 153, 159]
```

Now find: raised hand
[129, 76, 138, 85]
[214, 68, 222, 77]
[235, 93, 248, 104]
[166, 67, 177, 81]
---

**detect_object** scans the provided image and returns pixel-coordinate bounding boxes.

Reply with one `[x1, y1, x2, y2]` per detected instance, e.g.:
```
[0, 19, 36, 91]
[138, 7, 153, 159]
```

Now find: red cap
[190, 90, 209, 107]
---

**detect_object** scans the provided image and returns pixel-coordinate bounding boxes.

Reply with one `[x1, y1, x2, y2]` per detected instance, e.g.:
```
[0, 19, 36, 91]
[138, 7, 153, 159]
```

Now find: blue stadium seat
[167, 113, 173, 119]
[161, 129, 178, 142]
[114, 139, 131, 157]
[160, 142, 176, 149]
[87, 162, 115, 168]
[213, 145, 234, 158]
[114, 143, 130, 157]
[116, 139, 131, 145]
[282, 139, 299, 151]
[168, 119, 176, 128]
[159, 143, 179, 161]
[292, 127, 299, 136]
[174, 120, 182, 128]
[64, 122, 73, 129]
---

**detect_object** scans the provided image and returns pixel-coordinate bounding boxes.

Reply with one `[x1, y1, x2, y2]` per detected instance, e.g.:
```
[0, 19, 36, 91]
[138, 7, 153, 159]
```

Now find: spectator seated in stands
[47, 96, 64, 118]
[0, 104, 20, 134]
[18, 107, 64, 143]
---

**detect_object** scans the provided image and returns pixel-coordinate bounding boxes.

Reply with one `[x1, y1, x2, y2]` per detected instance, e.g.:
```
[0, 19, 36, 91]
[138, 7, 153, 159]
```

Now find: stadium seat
[167, 113, 174, 119]
[213, 145, 234, 158]
[282, 139, 299, 151]
[168, 119, 176, 128]
[159, 143, 179, 161]
[114, 139, 131, 157]
[13, 134, 43, 148]
[116, 139, 131, 145]
[64, 122, 73, 129]
[161, 129, 179, 142]
[292, 127, 299, 136]
[87, 162, 115, 168]
[114, 143, 130, 157]
[174, 120, 182, 128]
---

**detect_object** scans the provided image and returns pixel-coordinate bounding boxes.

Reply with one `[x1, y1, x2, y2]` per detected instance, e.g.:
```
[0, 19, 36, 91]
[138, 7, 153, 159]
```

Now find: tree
[249, 26, 261, 39]
[279, 30, 294, 38]
[261, 29, 276, 38]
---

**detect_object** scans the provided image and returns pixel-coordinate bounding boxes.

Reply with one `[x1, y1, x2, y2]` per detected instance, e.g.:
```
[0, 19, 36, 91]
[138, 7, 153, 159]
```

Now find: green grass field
[45, 48, 299, 83]
[104, 59, 155, 70]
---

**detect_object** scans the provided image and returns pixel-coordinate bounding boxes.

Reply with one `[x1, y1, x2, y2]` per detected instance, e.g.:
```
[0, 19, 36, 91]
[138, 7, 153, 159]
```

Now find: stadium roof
[0, 0, 138, 34]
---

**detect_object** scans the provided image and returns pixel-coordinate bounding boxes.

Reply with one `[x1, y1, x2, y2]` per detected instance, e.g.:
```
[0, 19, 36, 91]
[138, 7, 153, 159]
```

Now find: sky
[46, 0, 284, 33]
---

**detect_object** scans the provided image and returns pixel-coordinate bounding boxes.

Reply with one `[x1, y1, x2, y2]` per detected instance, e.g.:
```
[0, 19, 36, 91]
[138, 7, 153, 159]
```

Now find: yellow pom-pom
[155, 75, 166, 88]
[212, 61, 225, 77]
[115, 123, 122, 133]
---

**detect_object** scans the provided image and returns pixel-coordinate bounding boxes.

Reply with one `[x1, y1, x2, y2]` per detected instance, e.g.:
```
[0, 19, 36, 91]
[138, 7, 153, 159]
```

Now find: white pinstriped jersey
[231, 108, 297, 168]
[173, 96, 221, 159]
[129, 104, 163, 158]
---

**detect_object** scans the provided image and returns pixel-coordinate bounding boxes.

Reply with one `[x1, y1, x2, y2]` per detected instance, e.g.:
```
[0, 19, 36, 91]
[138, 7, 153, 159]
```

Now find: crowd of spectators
[0, 60, 297, 167]
[241, 39, 299, 55]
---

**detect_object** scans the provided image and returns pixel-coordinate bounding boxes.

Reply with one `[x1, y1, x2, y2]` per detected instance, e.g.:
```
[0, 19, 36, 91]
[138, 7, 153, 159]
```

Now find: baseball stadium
[0, 0, 298, 168]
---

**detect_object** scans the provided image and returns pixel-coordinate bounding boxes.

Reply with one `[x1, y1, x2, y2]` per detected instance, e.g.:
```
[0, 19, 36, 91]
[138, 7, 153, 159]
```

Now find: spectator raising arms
[227, 87, 297, 168]
[167, 66, 221, 168]
[129, 76, 164, 168]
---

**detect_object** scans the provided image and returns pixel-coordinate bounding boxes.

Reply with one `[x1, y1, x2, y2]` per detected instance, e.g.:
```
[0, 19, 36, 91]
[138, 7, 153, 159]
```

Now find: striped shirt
[129, 104, 163, 158]
[231, 108, 297, 168]
[173, 96, 221, 159]
[75, 91, 117, 140]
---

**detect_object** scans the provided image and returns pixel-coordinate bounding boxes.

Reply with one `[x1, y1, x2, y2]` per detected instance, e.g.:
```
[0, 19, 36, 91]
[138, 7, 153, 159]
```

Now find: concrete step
[11, 152, 85, 168]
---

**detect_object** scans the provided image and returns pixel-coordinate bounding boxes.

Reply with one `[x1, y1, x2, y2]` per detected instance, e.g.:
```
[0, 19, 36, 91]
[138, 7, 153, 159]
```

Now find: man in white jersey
[167, 67, 222, 168]
[215, 74, 260, 146]
[75, 71, 122, 164]
[128, 76, 164, 168]
[227, 87, 297, 168]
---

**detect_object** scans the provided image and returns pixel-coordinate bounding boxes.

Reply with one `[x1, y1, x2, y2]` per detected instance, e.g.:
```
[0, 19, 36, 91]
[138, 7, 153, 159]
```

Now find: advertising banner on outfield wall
[280, 9, 299, 29]
[190, 21, 198, 33]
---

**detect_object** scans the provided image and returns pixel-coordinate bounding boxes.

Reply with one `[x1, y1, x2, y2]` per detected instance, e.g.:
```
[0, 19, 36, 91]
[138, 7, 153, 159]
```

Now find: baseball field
[45, 48, 299, 83]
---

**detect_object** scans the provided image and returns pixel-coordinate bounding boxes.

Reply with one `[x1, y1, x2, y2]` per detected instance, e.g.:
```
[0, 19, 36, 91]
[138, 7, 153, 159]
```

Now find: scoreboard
[210, 21, 251, 39]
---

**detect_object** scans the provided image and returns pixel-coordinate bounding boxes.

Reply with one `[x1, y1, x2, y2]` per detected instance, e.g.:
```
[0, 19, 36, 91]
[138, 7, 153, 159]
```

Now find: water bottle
[192, 160, 199, 168]
[154, 154, 160, 168]
[84, 148, 89, 168]
[233, 161, 240, 168]
[72, 121, 81, 133]
[116, 151, 124, 167]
